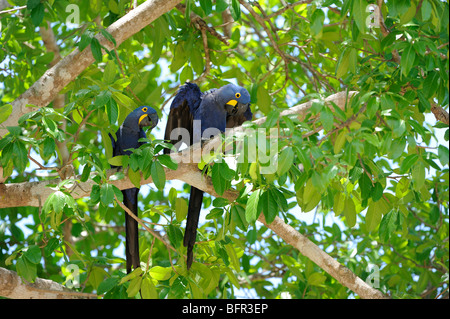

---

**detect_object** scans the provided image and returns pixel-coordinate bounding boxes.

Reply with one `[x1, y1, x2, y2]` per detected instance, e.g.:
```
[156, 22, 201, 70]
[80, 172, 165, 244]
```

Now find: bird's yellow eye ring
[235, 93, 241, 98]
[142, 107, 148, 112]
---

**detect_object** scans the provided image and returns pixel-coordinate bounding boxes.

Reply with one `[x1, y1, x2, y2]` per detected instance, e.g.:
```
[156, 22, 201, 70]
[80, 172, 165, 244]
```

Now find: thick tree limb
[431, 104, 449, 125]
[0, 267, 97, 299]
[0, 0, 182, 138]
[0, 91, 356, 208]
[256, 214, 387, 299]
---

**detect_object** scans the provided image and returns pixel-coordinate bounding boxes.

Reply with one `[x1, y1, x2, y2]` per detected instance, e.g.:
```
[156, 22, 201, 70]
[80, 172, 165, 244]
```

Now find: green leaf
[336, 48, 351, 78]
[422, 71, 439, 99]
[311, 9, 325, 35]
[108, 0, 119, 14]
[44, 238, 60, 257]
[401, 44, 415, 76]
[180, 65, 194, 84]
[213, 197, 229, 208]
[42, 137, 55, 159]
[200, 0, 213, 15]
[230, 0, 241, 21]
[438, 145, 449, 166]
[138, 147, 153, 172]
[184, 0, 191, 21]
[126, 276, 142, 298]
[399, 2, 416, 24]
[276, 147, 294, 177]
[11, 140, 27, 173]
[88, 267, 107, 290]
[320, 108, 334, 131]
[225, 244, 240, 271]
[175, 198, 188, 222]
[417, 91, 431, 112]
[245, 189, 261, 223]
[106, 98, 118, 125]
[256, 85, 271, 115]
[50, 191, 66, 213]
[399, 154, 419, 174]
[308, 272, 327, 287]
[157, 154, 178, 170]
[218, 161, 235, 181]
[366, 198, 390, 232]
[212, 163, 227, 196]
[261, 189, 278, 224]
[103, 60, 116, 84]
[216, 0, 228, 12]
[352, 0, 368, 33]
[128, 168, 141, 188]
[141, 276, 158, 299]
[0, 104, 12, 124]
[112, 92, 136, 111]
[79, 31, 93, 51]
[170, 43, 188, 72]
[151, 160, 166, 191]
[112, 185, 123, 202]
[167, 224, 183, 249]
[412, 161, 425, 191]
[100, 28, 117, 46]
[344, 197, 356, 227]
[149, 266, 172, 281]
[334, 130, 347, 154]
[372, 182, 384, 202]
[17, 256, 37, 283]
[421, 0, 433, 20]
[302, 180, 322, 213]
[379, 209, 398, 242]
[24, 245, 41, 264]
[359, 172, 373, 201]
[91, 38, 103, 62]
[190, 48, 204, 74]
[231, 205, 248, 231]
[30, 3, 45, 26]
[270, 187, 288, 212]
[101, 130, 113, 160]
[27, 0, 41, 10]
[97, 277, 120, 295]
[108, 155, 125, 167]
[90, 184, 101, 204]
[100, 183, 115, 206]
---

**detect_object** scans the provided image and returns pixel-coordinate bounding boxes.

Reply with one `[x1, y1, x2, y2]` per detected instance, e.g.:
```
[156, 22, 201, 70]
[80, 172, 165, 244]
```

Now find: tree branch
[0, 267, 97, 299]
[431, 104, 449, 125]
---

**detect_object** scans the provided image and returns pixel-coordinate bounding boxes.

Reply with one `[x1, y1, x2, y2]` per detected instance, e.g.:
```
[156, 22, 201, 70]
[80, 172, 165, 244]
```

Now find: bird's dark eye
[142, 107, 148, 112]
[235, 93, 241, 98]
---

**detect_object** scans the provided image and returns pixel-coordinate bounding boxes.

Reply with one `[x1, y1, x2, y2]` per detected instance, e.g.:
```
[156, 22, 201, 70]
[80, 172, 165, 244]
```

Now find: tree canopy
[0, 0, 448, 299]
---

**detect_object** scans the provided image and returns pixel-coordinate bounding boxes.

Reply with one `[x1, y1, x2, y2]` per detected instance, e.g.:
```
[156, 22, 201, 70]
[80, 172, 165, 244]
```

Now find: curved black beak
[139, 113, 159, 130]
[225, 100, 249, 116]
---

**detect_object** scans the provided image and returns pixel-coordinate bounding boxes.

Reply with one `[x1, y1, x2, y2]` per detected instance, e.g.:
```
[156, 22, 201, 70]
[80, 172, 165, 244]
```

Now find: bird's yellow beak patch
[226, 99, 238, 106]
[138, 114, 148, 124]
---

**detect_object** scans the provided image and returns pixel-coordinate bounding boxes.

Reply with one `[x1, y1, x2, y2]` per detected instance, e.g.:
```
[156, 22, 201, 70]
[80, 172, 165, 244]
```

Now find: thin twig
[0, 5, 26, 15]
[114, 194, 177, 253]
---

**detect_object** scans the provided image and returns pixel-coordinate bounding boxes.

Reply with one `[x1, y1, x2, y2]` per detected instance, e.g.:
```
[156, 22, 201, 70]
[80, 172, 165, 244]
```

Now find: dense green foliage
[0, 0, 448, 299]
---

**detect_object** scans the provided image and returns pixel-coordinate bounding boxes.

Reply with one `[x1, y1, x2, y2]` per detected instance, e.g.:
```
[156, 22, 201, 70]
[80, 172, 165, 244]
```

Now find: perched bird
[110, 106, 159, 273]
[164, 82, 252, 269]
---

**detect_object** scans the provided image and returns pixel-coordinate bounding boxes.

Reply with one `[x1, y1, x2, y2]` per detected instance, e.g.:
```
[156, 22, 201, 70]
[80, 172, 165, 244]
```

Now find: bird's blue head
[215, 84, 251, 116]
[123, 106, 159, 131]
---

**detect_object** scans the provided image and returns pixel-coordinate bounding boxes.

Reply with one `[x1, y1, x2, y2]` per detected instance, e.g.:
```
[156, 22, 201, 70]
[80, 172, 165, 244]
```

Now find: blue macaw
[164, 82, 252, 269]
[110, 106, 159, 273]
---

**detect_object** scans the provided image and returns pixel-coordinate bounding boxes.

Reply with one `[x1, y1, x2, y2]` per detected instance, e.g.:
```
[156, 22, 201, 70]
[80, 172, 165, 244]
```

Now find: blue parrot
[110, 106, 159, 273]
[164, 82, 252, 269]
